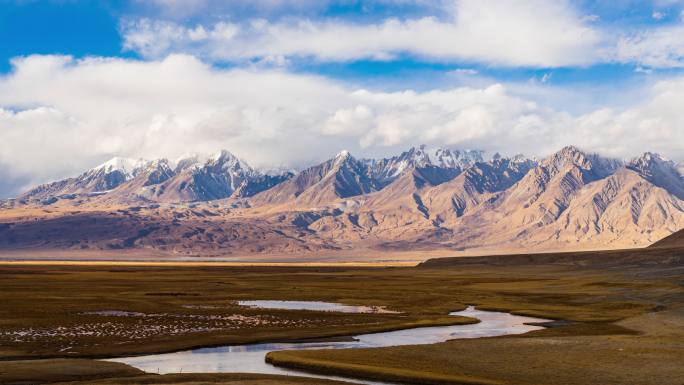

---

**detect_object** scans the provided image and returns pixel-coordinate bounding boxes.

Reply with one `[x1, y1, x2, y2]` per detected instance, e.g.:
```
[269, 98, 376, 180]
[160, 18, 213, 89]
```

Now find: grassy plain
[267, 250, 684, 385]
[268, 308, 684, 385]
[0, 247, 682, 384]
[0, 359, 347, 385]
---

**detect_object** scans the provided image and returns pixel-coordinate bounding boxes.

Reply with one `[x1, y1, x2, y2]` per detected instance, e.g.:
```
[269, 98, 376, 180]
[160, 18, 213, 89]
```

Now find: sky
[2, 0, 684, 197]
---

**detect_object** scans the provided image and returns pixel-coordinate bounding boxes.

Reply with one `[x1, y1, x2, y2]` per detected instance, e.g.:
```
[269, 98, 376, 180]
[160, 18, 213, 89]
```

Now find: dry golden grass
[0, 359, 143, 385]
[0, 360, 350, 385]
[56, 373, 351, 385]
[0, 247, 682, 385]
[264, 251, 684, 385]
[268, 308, 684, 385]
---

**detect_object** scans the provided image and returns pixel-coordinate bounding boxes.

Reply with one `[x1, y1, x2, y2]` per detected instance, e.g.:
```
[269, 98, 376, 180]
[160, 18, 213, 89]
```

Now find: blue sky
[2, 0, 684, 197]
[3, 0, 684, 87]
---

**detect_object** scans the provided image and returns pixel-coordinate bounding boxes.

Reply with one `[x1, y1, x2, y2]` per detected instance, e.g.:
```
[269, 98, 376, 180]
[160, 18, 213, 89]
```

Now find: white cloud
[322, 105, 374, 136]
[2, 54, 684, 197]
[450, 68, 478, 76]
[121, 0, 602, 68]
[122, 19, 240, 59]
[616, 20, 684, 68]
[121, 1, 684, 70]
[652, 11, 666, 20]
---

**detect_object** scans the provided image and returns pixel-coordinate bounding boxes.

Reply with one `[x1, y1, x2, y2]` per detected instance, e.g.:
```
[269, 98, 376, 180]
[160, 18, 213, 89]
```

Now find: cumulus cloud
[1, 54, 684, 197]
[121, 0, 684, 70]
[122, 19, 240, 60]
[616, 21, 684, 68]
[121, 0, 602, 67]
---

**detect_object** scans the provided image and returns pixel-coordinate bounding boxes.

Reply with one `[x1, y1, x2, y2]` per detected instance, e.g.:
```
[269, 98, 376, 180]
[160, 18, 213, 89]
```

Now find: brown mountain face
[422, 154, 536, 225]
[249, 151, 378, 208]
[143, 150, 261, 203]
[627, 152, 684, 200]
[2, 145, 683, 259]
[416, 147, 684, 251]
[19, 157, 149, 202]
[93, 159, 176, 205]
[650, 228, 684, 248]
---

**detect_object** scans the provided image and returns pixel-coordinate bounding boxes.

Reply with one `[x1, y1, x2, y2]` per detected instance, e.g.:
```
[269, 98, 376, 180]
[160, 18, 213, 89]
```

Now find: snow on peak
[207, 151, 255, 177]
[172, 152, 215, 172]
[336, 150, 351, 159]
[633, 152, 669, 164]
[511, 153, 532, 163]
[93, 157, 148, 177]
[433, 148, 484, 169]
[333, 150, 354, 166]
[405, 146, 430, 165]
[629, 152, 678, 177]
[209, 149, 238, 162]
[172, 150, 255, 175]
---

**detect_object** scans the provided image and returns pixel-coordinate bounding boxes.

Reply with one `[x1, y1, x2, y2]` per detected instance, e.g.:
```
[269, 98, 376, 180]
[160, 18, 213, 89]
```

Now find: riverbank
[266, 307, 684, 385]
[0, 359, 351, 385]
[1, 246, 682, 384]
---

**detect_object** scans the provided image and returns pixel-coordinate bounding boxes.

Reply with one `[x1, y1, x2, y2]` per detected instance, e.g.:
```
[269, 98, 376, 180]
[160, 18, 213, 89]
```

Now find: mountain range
[1, 145, 683, 260]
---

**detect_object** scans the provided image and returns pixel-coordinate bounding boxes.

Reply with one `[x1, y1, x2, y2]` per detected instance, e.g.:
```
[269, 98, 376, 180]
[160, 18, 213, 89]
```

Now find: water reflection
[108, 306, 550, 384]
[237, 300, 399, 314]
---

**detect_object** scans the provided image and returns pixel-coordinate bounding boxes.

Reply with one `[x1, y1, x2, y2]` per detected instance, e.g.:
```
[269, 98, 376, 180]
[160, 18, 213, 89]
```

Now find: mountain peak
[627, 152, 684, 199]
[552, 145, 587, 162]
[94, 157, 147, 175]
[333, 150, 354, 167]
[209, 149, 238, 163]
[336, 149, 351, 159]
[511, 153, 530, 163]
[433, 148, 484, 169]
[630, 152, 670, 168]
[545, 145, 622, 177]
[206, 149, 254, 174]
[400, 146, 431, 166]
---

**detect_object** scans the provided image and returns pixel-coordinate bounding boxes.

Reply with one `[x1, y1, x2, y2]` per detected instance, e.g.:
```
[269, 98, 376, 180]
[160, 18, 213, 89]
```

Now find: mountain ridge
[3, 145, 683, 259]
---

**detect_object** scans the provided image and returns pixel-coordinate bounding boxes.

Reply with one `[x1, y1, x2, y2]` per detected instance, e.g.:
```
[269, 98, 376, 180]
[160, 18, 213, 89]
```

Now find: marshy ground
[1, 247, 683, 384]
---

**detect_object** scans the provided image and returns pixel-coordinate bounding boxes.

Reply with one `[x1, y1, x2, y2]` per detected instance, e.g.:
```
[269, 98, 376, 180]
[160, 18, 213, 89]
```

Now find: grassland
[0, 247, 683, 384]
[0, 264, 484, 359]
[0, 359, 143, 385]
[267, 308, 684, 385]
[0, 359, 348, 385]
[266, 250, 684, 385]
[57, 373, 351, 385]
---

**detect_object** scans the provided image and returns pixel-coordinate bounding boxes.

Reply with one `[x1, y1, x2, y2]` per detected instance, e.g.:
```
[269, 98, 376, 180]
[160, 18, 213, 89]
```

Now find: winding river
[107, 302, 550, 384]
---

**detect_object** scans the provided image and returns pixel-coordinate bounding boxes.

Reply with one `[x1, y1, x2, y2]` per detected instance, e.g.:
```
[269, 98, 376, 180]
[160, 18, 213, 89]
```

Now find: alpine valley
[1, 145, 683, 261]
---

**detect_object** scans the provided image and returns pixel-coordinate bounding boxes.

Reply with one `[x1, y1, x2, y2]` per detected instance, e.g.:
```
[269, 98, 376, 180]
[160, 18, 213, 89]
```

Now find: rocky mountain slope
[21, 150, 289, 205]
[19, 157, 150, 202]
[2, 145, 683, 258]
[650, 228, 684, 248]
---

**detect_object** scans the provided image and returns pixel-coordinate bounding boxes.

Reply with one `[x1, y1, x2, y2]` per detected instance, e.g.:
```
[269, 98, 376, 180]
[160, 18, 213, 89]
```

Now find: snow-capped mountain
[135, 150, 272, 202]
[172, 153, 209, 173]
[16, 146, 531, 206]
[20, 150, 287, 203]
[94, 157, 150, 179]
[627, 152, 684, 200]
[424, 153, 538, 220]
[433, 148, 484, 169]
[364, 145, 485, 189]
[19, 156, 150, 200]
[365, 146, 432, 188]
[6, 145, 684, 256]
